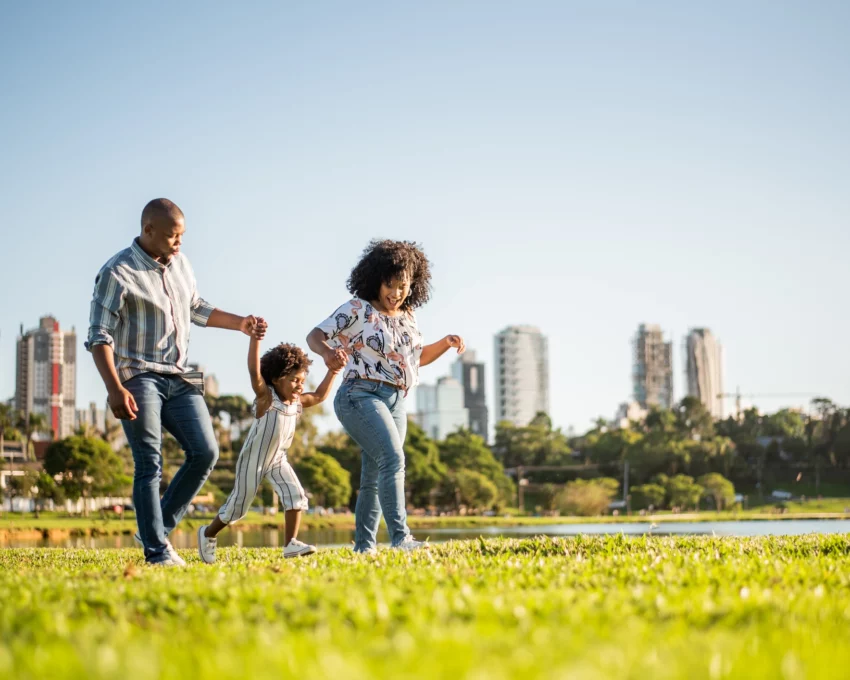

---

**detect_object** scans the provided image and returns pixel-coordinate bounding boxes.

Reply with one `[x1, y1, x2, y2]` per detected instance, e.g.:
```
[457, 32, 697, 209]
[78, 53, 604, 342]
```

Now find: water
[3, 519, 850, 550]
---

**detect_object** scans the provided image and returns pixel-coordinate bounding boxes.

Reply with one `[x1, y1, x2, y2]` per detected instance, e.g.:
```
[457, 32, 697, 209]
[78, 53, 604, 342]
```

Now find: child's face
[379, 274, 411, 313]
[273, 369, 307, 402]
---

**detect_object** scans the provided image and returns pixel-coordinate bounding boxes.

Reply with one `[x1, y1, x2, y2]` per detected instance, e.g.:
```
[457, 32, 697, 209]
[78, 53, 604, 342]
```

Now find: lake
[3, 519, 850, 550]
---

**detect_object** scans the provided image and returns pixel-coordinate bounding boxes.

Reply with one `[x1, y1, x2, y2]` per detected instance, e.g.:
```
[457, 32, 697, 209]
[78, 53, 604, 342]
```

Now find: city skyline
[1, 2, 847, 432]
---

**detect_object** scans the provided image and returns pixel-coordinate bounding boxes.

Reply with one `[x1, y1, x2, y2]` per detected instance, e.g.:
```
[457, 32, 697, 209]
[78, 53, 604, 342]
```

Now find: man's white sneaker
[353, 547, 378, 556]
[147, 557, 183, 567]
[135, 532, 186, 566]
[197, 525, 217, 564]
[393, 535, 429, 552]
[165, 541, 186, 566]
[284, 538, 317, 559]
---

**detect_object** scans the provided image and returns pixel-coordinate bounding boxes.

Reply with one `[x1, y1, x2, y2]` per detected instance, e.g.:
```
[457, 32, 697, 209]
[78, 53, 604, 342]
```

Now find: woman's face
[378, 274, 411, 313]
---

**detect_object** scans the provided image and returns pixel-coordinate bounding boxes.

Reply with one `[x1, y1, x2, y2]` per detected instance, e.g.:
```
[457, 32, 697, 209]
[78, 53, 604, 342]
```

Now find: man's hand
[445, 335, 466, 354]
[240, 315, 268, 339]
[323, 347, 348, 371]
[108, 386, 139, 421]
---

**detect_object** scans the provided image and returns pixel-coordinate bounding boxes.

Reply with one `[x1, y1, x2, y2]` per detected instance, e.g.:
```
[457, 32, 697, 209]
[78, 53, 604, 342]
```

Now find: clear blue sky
[1, 1, 848, 434]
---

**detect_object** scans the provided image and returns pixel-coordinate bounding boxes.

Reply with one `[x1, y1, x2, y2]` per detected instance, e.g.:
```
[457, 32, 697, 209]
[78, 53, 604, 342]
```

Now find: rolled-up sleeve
[190, 276, 215, 327]
[86, 268, 124, 350]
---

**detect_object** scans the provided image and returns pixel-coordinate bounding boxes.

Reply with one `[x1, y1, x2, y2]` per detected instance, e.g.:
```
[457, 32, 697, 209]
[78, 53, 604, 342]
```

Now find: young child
[197, 319, 347, 562]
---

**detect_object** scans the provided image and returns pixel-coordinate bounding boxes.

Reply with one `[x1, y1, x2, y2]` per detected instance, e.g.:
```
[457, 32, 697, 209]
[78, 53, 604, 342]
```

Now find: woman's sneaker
[197, 525, 216, 564]
[284, 538, 317, 559]
[393, 535, 429, 552]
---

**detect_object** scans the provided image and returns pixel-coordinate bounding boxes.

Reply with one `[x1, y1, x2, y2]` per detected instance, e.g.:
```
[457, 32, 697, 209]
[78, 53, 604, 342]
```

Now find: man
[87, 198, 266, 566]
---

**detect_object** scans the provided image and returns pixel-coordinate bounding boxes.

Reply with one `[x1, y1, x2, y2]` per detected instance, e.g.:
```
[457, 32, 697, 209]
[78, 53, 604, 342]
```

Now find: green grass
[2, 536, 850, 679]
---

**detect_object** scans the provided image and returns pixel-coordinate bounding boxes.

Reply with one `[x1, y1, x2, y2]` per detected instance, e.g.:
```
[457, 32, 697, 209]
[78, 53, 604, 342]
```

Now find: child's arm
[247, 319, 273, 417]
[300, 367, 342, 409]
[420, 334, 466, 368]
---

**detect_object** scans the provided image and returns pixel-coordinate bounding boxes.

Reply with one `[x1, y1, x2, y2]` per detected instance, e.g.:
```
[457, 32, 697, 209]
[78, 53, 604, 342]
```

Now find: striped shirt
[86, 239, 215, 383]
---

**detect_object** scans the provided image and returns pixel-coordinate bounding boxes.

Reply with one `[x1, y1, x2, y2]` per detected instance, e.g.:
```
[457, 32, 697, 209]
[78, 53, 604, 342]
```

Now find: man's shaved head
[141, 198, 184, 230]
[138, 198, 186, 263]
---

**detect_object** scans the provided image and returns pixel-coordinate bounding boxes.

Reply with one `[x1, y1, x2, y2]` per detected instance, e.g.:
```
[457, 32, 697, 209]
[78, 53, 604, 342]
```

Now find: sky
[1, 1, 849, 436]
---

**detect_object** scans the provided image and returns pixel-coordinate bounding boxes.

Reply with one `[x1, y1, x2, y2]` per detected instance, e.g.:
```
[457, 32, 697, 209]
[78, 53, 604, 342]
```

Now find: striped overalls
[218, 389, 308, 523]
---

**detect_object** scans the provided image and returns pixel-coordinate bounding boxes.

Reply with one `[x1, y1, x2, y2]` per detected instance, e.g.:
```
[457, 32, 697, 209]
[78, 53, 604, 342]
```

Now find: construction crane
[717, 387, 819, 420]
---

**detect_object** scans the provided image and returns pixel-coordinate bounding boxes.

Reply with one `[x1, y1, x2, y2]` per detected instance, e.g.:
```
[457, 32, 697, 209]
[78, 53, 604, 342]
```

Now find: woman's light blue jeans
[334, 380, 412, 552]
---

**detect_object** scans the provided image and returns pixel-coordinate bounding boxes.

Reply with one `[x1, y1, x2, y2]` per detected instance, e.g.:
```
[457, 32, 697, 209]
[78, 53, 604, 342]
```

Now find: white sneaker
[393, 535, 429, 552]
[135, 532, 185, 566]
[165, 541, 186, 566]
[197, 525, 216, 564]
[353, 547, 378, 556]
[284, 538, 317, 559]
[147, 557, 183, 567]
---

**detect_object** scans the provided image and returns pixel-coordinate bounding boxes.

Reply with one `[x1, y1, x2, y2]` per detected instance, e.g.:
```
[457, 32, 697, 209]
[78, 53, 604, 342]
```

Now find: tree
[5, 470, 39, 511]
[439, 430, 515, 508]
[698, 473, 735, 511]
[317, 430, 361, 508]
[555, 478, 618, 517]
[294, 452, 352, 508]
[452, 469, 498, 511]
[662, 474, 704, 510]
[631, 483, 666, 510]
[493, 413, 572, 469]
[404, 420, 447, 508]
[674, 397, 715, 440]
[44, 436, 131, 515]
[17, 412, 48, 462]
[33, 472, 64, 518]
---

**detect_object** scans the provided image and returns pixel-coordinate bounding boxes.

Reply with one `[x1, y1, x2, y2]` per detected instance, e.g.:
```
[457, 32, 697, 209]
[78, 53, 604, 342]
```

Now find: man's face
[143, 217, 185, 262]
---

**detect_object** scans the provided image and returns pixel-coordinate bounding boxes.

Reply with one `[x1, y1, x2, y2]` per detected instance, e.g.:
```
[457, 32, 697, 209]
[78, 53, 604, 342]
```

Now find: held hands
[323, 346, 348, 372]
[108, 386, 139, 421]
[445, 335, 466, 354]
[241, 315, 268, 339]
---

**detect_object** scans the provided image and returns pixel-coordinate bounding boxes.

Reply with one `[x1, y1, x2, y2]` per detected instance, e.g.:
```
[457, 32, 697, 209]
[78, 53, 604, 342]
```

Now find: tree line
[2, 395, 847, 517]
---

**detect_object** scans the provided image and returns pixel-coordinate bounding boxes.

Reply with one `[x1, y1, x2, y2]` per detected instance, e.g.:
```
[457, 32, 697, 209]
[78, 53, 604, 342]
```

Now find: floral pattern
[317, 298, 424, 389]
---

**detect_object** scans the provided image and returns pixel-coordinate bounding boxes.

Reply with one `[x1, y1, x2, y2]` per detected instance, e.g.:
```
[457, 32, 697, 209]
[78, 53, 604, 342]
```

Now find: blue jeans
[334, 380, 412, 551]
[121, 373, 218, 563]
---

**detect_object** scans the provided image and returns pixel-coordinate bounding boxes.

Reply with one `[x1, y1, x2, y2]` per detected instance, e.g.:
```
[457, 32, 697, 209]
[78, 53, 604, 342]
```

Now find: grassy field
[2, 504, 850, 540]
[2, 536, 850, 679]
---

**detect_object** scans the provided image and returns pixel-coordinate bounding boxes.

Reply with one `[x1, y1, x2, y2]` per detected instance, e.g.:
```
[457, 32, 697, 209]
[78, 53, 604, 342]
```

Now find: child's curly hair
[346, 239, 432, 311]
[260, 343, 312, 384]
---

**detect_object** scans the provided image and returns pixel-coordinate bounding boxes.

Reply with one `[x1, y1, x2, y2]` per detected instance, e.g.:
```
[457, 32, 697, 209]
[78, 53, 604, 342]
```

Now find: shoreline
[2, 510, 849, 541]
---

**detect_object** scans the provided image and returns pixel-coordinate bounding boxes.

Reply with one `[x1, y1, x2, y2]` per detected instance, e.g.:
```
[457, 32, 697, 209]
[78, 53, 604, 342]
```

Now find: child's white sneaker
[197, 525, 216, 564]
[284, 538, 317, 559]
[393, 535, 429, 552]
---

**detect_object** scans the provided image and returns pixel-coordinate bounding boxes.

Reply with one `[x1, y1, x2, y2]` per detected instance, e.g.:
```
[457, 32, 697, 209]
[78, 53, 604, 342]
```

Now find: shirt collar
[131, 238, 170, 271]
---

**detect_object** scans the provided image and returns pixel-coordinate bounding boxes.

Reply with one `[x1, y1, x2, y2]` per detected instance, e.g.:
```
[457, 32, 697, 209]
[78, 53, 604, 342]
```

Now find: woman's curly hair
[260, 343, 312, 385]
[346, 239, 432, 311]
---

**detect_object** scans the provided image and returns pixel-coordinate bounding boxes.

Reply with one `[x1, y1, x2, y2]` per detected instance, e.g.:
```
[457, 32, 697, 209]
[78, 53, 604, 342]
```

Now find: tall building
[415, 377, 469, 441]
[494, 326, 549, 426]
[685, 328, 724, 418]
[633, 324, 673, 409]
[15, 316, 77, 439]
[75, 401, 106, 434]
[451, 350, 489, 441]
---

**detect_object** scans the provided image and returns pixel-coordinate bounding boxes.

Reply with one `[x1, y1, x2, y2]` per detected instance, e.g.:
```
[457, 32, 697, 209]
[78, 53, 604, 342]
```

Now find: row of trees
[575, 397, 850, 497]
[3, 389, 843, 517]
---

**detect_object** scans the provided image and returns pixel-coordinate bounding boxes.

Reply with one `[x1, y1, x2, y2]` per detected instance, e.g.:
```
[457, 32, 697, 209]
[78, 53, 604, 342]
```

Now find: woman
[307, 239, 465, 553]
